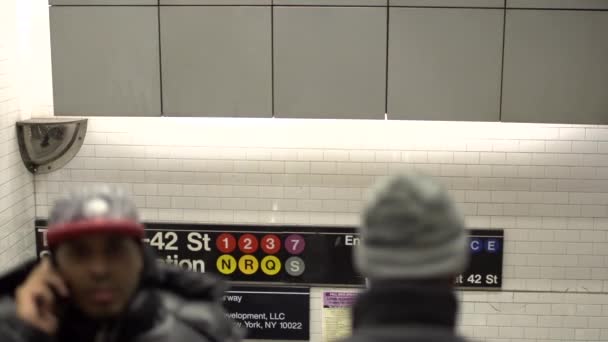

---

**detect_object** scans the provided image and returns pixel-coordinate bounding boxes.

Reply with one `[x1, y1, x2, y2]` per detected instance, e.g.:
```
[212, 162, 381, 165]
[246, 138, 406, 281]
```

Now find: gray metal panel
[502, 10, 608, 124]
[274, 7, 386, 119]
[507, 0, 608, 9]
[50, 7, 161, 117]
[160, 7, 272, 117]
[387, 8, 503, 121]
[274, 0, 386, 5]
[159, 0, 271, 4]
[50, 0, 155, 4]
[390, 0, 504, 7]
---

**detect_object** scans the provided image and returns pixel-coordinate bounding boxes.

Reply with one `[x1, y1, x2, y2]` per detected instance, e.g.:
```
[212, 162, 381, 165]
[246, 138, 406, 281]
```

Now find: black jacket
[0, 250, 243, 342]
[340, 281, 469, 342]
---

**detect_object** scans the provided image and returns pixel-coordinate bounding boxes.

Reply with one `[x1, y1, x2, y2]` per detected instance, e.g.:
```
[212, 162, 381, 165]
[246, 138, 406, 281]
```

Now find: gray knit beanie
[355, 172, 468, 279]
[47, 186, 144, 248]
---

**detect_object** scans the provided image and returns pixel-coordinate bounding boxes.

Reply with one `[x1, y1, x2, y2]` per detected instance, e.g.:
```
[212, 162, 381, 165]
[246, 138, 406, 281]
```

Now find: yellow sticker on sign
[261, 255, 281, 276]
[216, 254, 237, 275]
[238, 255, 259, 275]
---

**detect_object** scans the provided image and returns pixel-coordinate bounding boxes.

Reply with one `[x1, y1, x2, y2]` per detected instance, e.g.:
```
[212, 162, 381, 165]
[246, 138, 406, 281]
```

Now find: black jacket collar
[352, 280, 458, 330]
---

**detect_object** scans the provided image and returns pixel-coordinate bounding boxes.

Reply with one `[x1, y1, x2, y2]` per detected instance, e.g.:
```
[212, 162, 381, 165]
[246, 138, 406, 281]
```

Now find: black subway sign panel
[223, 286, 310, 340]
[457, 231, 503, 287]
[35, 221, 503, 288]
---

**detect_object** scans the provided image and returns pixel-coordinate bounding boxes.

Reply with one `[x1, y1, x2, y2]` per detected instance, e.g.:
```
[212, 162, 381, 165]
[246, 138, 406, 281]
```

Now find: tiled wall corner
[0, 0, 36, 273]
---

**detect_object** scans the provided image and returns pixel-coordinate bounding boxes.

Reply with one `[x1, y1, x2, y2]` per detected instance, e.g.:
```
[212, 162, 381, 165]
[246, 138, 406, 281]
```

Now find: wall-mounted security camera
[16, 118, 87, 174]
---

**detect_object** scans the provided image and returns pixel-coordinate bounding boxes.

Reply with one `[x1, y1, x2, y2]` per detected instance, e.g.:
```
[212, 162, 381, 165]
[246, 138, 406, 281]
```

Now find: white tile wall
[0, 0, 35, 273]
[29, 117, 608, 341]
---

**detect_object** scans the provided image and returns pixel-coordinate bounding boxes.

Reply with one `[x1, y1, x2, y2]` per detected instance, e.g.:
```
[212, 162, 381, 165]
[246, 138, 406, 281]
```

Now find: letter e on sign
[485, 238, 500, 253]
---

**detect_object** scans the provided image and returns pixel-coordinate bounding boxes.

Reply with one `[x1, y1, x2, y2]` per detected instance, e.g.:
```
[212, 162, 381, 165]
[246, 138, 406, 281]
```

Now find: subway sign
[223, 286, 310, 340]
[35, 221, 503, 288]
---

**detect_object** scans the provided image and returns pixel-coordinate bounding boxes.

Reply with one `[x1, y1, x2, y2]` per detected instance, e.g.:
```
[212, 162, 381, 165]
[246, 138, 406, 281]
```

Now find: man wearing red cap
[0, 187, 242, 342]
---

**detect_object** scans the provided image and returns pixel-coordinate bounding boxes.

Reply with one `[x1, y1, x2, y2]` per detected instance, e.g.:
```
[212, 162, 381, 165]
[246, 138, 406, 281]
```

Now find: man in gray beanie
[343, 172, 470, 342]
[0, 186, 242, 342]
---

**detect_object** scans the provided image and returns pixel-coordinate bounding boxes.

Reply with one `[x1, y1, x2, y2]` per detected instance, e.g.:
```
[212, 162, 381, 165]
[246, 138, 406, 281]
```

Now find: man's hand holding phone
[15, 258, 69, 335]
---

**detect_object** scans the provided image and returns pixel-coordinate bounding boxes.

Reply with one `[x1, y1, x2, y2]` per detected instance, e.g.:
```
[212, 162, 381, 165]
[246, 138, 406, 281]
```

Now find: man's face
[54, 234, 143, 319]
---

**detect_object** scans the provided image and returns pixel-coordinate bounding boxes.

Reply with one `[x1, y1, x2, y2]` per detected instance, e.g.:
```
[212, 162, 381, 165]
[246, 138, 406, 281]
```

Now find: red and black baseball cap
[46, 186, 145, 249]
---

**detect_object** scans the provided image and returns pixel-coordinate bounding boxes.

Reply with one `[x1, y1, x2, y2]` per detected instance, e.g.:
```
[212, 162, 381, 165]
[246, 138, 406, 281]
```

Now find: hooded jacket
[340, 281, 468, 342]
[0, 249, 243, 342]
